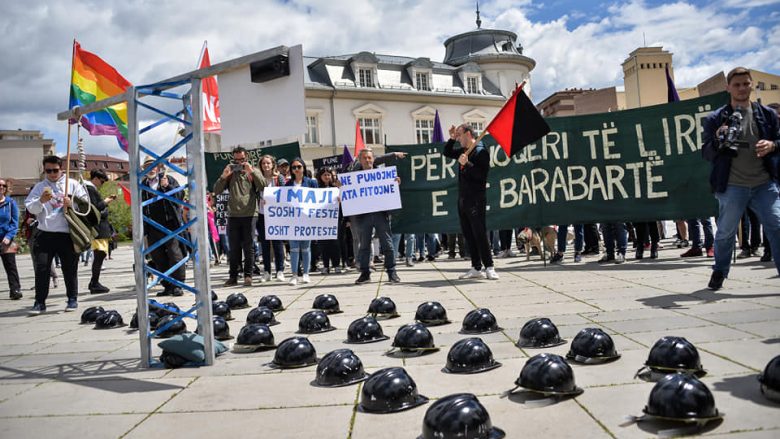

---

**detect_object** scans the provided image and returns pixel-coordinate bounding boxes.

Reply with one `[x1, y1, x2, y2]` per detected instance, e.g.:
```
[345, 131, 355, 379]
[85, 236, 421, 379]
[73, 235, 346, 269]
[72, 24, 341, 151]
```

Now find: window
[757, 81, 766, 91]
[359, 117, 381, 144]
[466, 76, 480, 94]
[415, 72, 431, 91]
[103, 162, 109, 169]
[304, 115, 319, 144]
[358, 68, 374, 87]
[469, 121, 485, 137]
[771, 84, 778, 91]
[415, 119, 434, 144]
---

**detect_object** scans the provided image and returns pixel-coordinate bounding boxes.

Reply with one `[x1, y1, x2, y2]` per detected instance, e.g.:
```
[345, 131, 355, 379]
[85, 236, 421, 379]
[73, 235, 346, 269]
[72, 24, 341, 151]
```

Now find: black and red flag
[485, 83, 551, 157]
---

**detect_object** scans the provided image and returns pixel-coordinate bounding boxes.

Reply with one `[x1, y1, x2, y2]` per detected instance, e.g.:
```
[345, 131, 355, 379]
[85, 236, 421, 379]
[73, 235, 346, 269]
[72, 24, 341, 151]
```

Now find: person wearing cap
[141, 157, 186, 296]
[0, 177, 22, 300]
[24, 155, 89, 314]
[214, 146, 266, 287]
[277, 158, 290, 183]
[84, 168, 116, 294]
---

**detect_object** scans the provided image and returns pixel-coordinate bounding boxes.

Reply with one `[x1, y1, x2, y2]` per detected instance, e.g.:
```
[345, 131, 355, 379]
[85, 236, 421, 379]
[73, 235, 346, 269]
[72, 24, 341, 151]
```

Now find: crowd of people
[1, 67, 779, 312]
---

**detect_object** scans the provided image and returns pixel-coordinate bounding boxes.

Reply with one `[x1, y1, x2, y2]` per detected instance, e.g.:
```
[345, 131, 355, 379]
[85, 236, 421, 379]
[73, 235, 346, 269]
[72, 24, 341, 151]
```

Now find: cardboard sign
[338, 166, 401, 216]
[263, 187, 340, 240]
[214, 191, 229, 234]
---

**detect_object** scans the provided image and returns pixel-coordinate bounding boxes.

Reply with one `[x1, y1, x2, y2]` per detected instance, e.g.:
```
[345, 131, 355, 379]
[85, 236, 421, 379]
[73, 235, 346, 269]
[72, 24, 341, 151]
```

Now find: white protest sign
[263, 186, 340, 240]
[338, 166, 401, 216]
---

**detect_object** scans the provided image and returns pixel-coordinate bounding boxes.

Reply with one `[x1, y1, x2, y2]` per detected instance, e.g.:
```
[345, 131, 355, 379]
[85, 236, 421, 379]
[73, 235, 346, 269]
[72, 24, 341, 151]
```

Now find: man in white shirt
[24, 155, 88, 314]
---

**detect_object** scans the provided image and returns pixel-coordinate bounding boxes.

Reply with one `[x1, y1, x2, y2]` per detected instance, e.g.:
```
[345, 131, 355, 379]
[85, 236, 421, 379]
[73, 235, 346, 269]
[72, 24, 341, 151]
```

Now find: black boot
[635, 245, 644, 260]
[650, 242, 659, 259]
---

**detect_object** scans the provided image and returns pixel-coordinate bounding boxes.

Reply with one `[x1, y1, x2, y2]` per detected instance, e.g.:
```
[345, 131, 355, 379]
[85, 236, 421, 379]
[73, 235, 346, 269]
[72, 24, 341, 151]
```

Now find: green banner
[388, 93, 726, 233]
[204, 141, 301, 190]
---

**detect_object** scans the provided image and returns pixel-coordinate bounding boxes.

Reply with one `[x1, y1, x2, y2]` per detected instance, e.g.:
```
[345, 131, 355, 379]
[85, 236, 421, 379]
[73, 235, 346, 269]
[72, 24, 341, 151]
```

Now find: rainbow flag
[69, 41, 132, 151]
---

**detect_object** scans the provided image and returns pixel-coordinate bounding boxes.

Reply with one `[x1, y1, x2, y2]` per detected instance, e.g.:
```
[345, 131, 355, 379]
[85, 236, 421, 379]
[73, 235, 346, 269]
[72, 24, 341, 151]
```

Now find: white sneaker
[276, 271, 285, 282]
[288, 276, 298, 286]
[485, 266, 499, 280]
[262, 272, 272, 282]
[302, 274, 311, 284]
[506, 249, 516, 258]
[459, 268, 484, 279]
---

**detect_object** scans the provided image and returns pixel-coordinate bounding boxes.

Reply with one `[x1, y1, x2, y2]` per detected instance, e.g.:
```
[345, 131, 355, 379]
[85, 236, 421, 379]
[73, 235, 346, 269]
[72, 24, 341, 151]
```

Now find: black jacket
[443, 138, 490, 200]
[702, 101, 780, 193]
[141, 175, 183, 229]
[86, 182, 112, 239]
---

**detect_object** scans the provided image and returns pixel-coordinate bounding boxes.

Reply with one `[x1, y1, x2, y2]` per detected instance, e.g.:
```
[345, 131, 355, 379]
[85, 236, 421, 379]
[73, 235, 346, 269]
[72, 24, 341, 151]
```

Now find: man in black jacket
[444, 123, 498, 280]
[142, 157, 186, 296]
[701, 67, 780, 290]
[84, 169, 115, 294]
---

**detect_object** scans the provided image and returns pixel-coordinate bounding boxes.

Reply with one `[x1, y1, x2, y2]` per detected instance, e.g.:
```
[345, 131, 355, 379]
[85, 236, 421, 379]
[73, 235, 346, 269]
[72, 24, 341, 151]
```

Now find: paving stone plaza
[0, 242, 778, 438]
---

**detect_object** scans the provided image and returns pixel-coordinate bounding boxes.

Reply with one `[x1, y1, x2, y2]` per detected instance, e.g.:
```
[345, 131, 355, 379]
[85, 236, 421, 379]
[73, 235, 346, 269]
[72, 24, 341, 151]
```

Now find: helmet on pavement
[566, 328, 620, 364]
[233, 324, 275, 353]
[297, 310, 336, 334]
[150, 301, 181, 318]
[246, 306, 279, 326]
[514, 353, 583, 396]
[758, 355, 780, 402]
[271, 336, 318, 369]
[155, 315, 187, 338]
[460, 308, 501, 334]
[639, 336, 706, 379]
[345, 316, 389, 344]
[443, 338, 502, 374]
[516, 318, 565, 348]
[312, 294, 342, 314]
[313, 349, 369, 387]
[212, 316, 233, 340]
[258, 295, 284, 311]
[94, 310, 125, 329]
[160, 350, 189, 369]
[211, 301, 233, 321]
[226, 292, 249, 310]
[359, 367, 429, 413]
[642, 373, 722, 422]
[392, 323, 436, 352]
[415, 301, 450, 326]
[367, 296, 399, 318]
[418, 393, 505, 439]
[81, 306, 105, 324]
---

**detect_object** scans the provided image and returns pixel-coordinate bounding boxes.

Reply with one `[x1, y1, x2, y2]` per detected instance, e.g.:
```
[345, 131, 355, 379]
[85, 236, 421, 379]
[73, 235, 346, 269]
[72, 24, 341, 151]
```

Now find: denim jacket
[0, 196, 19, 241]
[702, 101, 780, 193]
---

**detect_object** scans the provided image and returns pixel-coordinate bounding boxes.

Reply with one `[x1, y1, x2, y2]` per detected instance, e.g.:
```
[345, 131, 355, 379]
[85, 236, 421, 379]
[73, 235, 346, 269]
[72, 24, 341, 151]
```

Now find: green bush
[99, 181, 132, 241]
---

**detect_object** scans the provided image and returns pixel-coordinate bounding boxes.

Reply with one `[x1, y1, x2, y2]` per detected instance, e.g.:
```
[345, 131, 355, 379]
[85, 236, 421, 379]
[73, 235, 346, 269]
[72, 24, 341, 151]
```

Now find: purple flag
[341, 145, 354, 171]
[433, 110, 445, 143]
[665, 66, 680, 103]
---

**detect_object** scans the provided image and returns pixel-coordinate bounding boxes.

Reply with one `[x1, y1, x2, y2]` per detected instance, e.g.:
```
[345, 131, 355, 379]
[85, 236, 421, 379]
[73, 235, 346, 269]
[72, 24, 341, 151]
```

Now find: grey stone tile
[0, 414, 146, 439]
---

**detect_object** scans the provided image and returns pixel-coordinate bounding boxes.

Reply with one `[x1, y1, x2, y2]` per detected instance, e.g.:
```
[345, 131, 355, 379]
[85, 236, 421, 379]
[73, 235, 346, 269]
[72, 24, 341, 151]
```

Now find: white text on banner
[263, 187, 340, 240]
[338, 166, 402, 216]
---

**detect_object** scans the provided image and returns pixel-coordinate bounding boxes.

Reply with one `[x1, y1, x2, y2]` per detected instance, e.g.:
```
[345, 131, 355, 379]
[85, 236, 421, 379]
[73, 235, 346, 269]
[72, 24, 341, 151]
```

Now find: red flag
[485, 84, 551, 157]
[119, 184, 131, 205]
[354, 120, 366, 157]
[198, 42, 221, 132]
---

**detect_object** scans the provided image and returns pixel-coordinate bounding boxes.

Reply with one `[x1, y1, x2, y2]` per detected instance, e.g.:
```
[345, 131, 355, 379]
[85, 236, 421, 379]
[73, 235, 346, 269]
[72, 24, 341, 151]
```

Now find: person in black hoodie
[443, 123, 498, 280]
[84, 169, 115, 294]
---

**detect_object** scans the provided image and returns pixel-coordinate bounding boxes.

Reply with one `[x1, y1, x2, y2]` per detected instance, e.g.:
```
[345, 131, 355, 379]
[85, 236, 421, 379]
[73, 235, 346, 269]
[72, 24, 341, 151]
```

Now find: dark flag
[485, 84, 551, 157]
[665, 66, 680, 103]
[433, 110, 445, 143]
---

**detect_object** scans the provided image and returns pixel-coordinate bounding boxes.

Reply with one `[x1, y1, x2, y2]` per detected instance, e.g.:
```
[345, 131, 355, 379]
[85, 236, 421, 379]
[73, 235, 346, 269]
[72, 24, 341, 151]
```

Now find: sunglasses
[0, 184, 7, 188]
[291, 165, 303, 170]
[45, 168, 61, 174]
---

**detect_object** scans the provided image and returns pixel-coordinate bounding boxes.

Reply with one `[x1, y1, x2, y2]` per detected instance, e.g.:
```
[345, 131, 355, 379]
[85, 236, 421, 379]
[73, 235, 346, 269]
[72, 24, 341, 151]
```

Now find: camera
[718, 109, 749, 156]
[230, 162, 244, 173]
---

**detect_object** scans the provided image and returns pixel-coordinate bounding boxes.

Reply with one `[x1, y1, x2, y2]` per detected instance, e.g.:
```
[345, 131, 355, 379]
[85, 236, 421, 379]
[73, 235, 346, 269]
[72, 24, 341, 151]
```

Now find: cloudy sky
[1, 0, 779, 158]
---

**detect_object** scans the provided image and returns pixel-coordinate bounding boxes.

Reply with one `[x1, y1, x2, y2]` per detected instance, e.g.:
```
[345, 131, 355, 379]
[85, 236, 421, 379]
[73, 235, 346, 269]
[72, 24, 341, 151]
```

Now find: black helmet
[226, 292, 249, 310]
[391, 323, 437, 353]
[160, 350, 189, 369]
[567, 328, 620, 364]
[155, 315, 187, 338]
[345, 316, 389, 344]
[443, 338, 502, 374]
[637, 336, 706, 380]
[297, 310, 336, 334]
[81, 306, 105, 324]
[258, 295, 284, 311]
[359, 367, 429, 413]
[367, 296, 399, 318]
[270, 336, 317, 369]
[211, 290, 218, 302]
[149, 300, 181, 318]
[514, 353, 583, 396]
[643, 373, 722, 422]
[94, 310, 125, 329]
[130, 311, 161, 330]
[516, 318, 565, 348]
[460, 308, 502, 334]
[212, 301, 233, 321]
[233, 324, 276, 353]
[313, 349, 369, 387]
[212, 316, 233, 341]
[415, 302, 450, 326]
[418, 393, 505, 439]
[758, 355, 780, 402]
[246, 306, 279, 326]
[312, 294, 342, 314]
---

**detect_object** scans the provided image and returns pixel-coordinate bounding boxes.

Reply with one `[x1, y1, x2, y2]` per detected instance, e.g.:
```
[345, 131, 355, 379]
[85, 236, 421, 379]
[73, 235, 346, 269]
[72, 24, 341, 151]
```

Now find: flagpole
[64, 39, 77, 201]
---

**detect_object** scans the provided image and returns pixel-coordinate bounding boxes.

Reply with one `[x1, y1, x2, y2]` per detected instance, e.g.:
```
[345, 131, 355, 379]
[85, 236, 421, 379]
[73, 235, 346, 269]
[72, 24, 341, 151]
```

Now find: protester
[277, 158, 290, 182]
[634, 221, 660, 259]
[550, 224, 584, 263]
[285, 158, 318, 285]
[214, 146, 266, 286]
[257, 155, 287, 282]
[141, 157, 186, 296]
[25, 155, 88, 314]
[316, 167, 343, 274]
[702, 67, 780, 290]
[84, 168, 116, 294]
[0, 178, 22, 300]
[444, 123, 498, 280]
[681, 218, 714, 258]
[599, 223, 628, 264]
[206, 192, 221, 265]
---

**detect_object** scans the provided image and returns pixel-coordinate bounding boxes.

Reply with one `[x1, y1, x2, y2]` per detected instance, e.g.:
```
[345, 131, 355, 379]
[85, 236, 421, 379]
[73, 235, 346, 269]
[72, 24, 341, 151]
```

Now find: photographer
[214, 146, 265, 286]
[702, 67, 780, 290]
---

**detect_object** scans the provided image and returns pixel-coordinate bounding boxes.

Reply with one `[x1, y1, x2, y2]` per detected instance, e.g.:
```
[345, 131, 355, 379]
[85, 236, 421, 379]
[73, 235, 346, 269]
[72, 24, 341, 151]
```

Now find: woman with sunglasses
[0, 178, 22, 300]
[257, 154, 287, 282]
[285, 158, 318, 285]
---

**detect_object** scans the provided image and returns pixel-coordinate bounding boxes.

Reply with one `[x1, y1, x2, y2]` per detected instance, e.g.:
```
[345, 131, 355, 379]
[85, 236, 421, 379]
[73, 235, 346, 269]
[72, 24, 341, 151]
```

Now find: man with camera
[702, 67, 780, 290]
[214, 146, 265, 286]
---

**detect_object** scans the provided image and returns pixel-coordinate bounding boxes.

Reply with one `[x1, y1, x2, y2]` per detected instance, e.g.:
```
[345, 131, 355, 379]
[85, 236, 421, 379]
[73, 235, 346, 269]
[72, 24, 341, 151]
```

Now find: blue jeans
[602, 223, 627, 256]
[714, 182, 780, 276]
[289, 240, 311, 276]
[687, 218, 714, 250]
[353, 212, 396, 274]
[392, 234, 415, 259]
[557, 224, 584, 253]
[415, 233, 436, 257]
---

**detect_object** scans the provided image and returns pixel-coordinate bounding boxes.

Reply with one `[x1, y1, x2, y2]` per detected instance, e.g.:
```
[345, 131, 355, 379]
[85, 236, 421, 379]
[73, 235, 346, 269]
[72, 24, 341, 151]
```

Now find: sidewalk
[0, 242, 778, 438]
